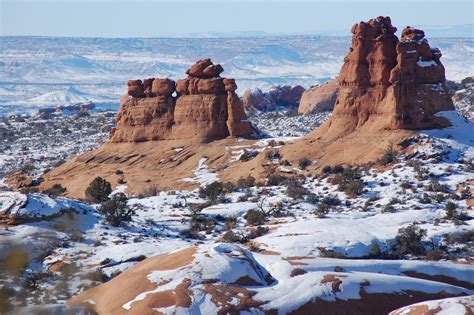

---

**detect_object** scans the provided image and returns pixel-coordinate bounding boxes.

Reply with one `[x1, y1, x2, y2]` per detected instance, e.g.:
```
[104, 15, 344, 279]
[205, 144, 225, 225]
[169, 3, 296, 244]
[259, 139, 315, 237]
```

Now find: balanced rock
[298, 79, 338, 114]
[151, 78, 176, 97]
[114, 59, 252, 142]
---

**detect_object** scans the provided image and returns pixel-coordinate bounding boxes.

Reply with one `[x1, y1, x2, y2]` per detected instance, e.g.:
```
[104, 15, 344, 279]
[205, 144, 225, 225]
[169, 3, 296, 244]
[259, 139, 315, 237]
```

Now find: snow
[180, 158, 219, 186]
[416, 59, 438, 68]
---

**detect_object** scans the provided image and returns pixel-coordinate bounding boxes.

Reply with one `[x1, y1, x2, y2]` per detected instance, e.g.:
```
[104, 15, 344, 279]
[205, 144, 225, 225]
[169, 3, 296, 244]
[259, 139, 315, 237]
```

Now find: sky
[0, 0, 473, 37]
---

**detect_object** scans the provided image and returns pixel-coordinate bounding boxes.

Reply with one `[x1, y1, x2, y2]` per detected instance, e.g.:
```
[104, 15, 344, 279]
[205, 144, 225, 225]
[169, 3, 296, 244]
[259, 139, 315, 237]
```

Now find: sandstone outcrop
[282, 16, 454, 168]
[298, 79, 338, 114]
[111, 59, 252, 142]
[326, 17, 453, 136]
[242, 85, 305, 111]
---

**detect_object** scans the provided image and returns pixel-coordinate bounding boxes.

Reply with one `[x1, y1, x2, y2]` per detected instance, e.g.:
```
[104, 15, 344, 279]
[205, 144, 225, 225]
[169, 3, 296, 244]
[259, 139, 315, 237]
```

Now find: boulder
[143, 78, 155, 97]
[298, 79, 338, 114]
[186, 58, 224, 78]
[151, 78, 176, 97]
[127, 80, 145, 98]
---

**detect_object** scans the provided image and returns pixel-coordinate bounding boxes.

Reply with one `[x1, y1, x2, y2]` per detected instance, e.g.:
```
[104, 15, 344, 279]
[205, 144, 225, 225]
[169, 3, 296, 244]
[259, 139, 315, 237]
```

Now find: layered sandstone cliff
[110, 59, 252, 142]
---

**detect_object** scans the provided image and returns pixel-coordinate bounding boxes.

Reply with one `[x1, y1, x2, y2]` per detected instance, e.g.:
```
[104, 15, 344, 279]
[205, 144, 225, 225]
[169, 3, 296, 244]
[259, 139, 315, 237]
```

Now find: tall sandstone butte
[323, 16, 453, 139]
[282, 17, 454, 167]
[110, 59, 252, 142]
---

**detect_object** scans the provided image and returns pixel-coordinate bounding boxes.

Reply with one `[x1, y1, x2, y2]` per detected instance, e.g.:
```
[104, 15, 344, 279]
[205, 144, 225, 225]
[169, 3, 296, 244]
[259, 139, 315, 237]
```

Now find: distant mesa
[110, 58, 253, 142]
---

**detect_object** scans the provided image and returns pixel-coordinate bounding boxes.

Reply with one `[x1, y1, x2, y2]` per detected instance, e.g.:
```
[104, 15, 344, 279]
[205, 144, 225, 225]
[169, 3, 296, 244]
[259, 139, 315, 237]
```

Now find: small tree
[100, 193, 135, 227]
[378, 145, 397, 165]
[85, 177, 112, 203]
[298, 157, 311, 170]
[445, 201, 457, 220]
[394, 223, 427, 256]
[44, 184, 66, 197]
[244, 209, 267, 226]
[338, 168, 364, 197]
[199, 181, 224, 204]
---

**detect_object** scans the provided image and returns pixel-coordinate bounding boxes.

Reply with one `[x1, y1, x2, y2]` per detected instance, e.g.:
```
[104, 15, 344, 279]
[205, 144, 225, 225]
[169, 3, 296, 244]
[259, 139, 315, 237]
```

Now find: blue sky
[1, 0, 472, 37]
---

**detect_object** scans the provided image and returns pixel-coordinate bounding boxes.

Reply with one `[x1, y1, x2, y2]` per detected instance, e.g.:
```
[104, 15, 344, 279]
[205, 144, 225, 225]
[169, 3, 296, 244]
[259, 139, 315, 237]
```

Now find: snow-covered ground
[0, 111, 472, 312]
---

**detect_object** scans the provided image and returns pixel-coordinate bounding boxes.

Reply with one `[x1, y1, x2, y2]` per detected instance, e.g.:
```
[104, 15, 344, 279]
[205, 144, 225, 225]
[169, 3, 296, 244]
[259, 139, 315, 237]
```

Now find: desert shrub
[306, 193, 318, 204]
[142, 185, 159, 197]
[337, 168, 364, 197]
[381, 204, 395, 213]
[321, 195, 341, 206]
[264, 149, 281, 160]
[419, 193, 432, 204]
[44, 184, 66, 197]
[444, 202, 457, 220]
[400, 181, 412, 189]
[298, 157, 311, 170]
[378, 145, 397, 165]
[322, 165, 332, 174]
[223, 181, 237, 193]
[426, 178, 450, 193]
[369, 241, 382, 258]
[394, 223, 427, 256]
[99, 193, 135, 227]
[318, 247, 345, 259]
[225, 216, 237, 230]
[115, 169, 123, 175]
[244, 209, 266, 226]
[199, 181, 224, 204]
[286, 180, 308, 199]
[85, 177, 112, 203]
[315, 202, 330, 218]
[237, 175, 256, 188]
[240, 150, 259, 162]
[267, 174, 287, 186]
[222, 230, 242, 243]
[333, 165, 344, 174]
[425, 249, 444, 261]
[247, 226, 269, 239]
[20, 163, 36, 175]
[444, 231, 474, 245]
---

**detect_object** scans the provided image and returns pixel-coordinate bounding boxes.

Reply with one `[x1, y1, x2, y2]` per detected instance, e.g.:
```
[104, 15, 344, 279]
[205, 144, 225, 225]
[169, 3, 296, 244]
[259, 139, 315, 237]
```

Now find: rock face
[242, 85, 305, 111]
[326, 17, 453, 136]
[111, 59, 252, 142]
[281, 17, 455, 169]
[298, 79, 338, 114]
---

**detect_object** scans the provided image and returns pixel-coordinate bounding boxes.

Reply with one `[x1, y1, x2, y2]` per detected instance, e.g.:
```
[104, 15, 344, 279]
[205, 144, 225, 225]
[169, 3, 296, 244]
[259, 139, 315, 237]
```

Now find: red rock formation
[242, 85, 305, 111]
[323, 16, 453, 137]
[242, 88, 265, 111]
[116, 59, 252, 142]
[127, 80, 145, 98]
[298, 79, 338, 114]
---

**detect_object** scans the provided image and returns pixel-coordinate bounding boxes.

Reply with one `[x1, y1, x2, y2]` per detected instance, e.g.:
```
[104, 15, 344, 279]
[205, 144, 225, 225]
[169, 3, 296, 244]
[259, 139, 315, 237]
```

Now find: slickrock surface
[110, 59, 252, 142]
